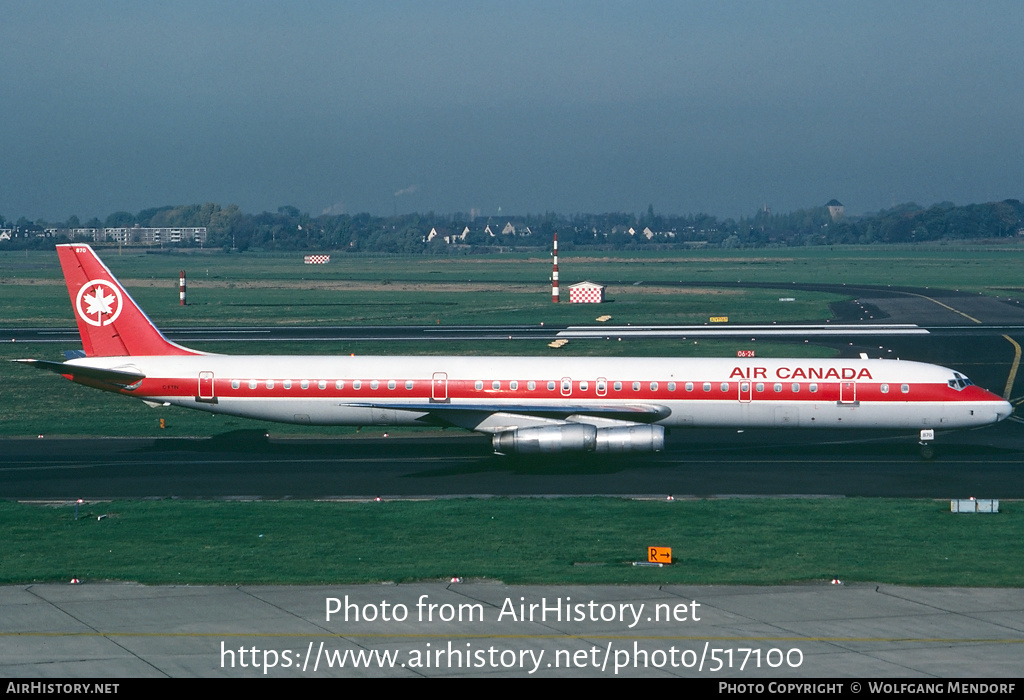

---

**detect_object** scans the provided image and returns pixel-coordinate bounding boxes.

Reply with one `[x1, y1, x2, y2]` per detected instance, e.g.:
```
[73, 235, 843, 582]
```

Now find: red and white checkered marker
[303, 255, 330, 264]
[569, 283, 605, 303]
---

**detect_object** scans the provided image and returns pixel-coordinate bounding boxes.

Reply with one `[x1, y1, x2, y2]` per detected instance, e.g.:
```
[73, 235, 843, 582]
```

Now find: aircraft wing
[347, 400, 670, 430]
[12, 359, 146, 388]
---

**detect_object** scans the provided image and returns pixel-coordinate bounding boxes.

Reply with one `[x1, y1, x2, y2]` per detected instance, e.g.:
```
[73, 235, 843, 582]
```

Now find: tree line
[2, 199, 1022, 253]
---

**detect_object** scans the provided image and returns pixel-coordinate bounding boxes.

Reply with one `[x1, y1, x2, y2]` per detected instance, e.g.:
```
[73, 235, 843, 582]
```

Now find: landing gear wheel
[918, 429, 935, 460]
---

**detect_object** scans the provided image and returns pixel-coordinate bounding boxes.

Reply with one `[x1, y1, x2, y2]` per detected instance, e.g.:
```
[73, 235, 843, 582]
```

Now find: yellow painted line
[1002, 335, 1022, 401]
[907, 291, 983, 324]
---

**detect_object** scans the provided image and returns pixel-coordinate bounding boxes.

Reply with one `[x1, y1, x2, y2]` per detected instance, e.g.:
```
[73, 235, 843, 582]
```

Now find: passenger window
[528, 381, 536, 391]
[901, 384, 910, 394]
[388, 380, 396, 390]
[792, 383, 799, 393]
[703, 382, 711, 392]
[774, 383, 782, 393]
[720, 383, 729, 392]
[336, 380, 345, 390]
[881, 384, 889, 393]
[319, 380, 327, 390]
[353, 380, 361, 390]
[231, 380, 240, 390]
[248, 380, 258, 390]
[667, 382, 675, 391]
[492, 380, 500, 390]
[475, 380, 483, 391]
[614, 382, 622, 391]
[510, 380, 518, 390]
[650, 382, 658, 391]
[405, 380, 413, 390]
[685, 382, 693, 392]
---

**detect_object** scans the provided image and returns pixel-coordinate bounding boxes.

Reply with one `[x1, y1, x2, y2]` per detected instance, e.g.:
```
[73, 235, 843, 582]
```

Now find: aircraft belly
[661, 400, 1005, 430]
[163, 393, 1005, 431]
[175, 397, 427, 426]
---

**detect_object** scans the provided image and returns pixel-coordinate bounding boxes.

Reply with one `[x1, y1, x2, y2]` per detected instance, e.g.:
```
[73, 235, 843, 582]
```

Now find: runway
[1, 421, 1020, 500]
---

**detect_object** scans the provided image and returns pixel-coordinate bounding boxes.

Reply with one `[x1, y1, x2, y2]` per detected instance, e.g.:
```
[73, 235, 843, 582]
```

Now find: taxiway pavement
[3, 582, 1022, 678]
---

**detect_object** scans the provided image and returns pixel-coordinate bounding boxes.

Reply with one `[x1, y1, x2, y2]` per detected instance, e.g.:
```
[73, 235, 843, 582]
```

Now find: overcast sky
[2, 1, 1022, 222]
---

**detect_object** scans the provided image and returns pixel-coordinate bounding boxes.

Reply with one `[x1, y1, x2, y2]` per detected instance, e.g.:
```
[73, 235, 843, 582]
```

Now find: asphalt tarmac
[1, 422, 1021, 500]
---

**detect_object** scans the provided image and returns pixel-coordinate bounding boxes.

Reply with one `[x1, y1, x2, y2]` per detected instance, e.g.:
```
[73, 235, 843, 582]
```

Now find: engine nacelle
[493, 424, 597, 454]
[595, 424, 665, 453]
[492, 424, 665, 454]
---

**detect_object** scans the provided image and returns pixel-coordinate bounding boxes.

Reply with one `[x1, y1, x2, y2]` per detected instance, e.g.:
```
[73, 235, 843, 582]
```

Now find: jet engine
[492, 424, 664, 454]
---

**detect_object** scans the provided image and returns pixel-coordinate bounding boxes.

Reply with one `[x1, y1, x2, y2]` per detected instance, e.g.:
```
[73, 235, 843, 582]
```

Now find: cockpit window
[947, 373, 974, 391]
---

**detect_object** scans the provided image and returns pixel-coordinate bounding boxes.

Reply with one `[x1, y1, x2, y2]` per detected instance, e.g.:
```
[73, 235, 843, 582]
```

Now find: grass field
[6, 242, 1024, 287]
[4, 497, 1021, 586]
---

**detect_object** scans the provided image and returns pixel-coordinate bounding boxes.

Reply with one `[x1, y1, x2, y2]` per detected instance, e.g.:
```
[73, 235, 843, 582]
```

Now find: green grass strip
[3, 498, 1019, 587]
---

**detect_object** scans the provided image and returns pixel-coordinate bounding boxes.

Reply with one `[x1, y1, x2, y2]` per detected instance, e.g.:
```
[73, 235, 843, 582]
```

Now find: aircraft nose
[996, 400, 1013, 422]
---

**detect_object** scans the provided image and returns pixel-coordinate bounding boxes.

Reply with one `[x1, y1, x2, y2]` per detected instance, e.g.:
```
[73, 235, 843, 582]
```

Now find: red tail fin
[56, 244, 199, 357]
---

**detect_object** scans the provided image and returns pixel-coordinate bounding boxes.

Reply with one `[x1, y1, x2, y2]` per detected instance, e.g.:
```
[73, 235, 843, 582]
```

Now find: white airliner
[16, 244, 1013, 454]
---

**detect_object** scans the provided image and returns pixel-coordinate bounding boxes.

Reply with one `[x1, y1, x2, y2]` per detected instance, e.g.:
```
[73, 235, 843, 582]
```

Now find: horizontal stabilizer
[12, 359, 146, 387]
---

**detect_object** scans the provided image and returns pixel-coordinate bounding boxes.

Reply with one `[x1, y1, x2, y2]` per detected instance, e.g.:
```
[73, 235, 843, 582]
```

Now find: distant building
[826, 199, 845, 221]
[135, 227, 208, 245]
[33, 226, 209, 245]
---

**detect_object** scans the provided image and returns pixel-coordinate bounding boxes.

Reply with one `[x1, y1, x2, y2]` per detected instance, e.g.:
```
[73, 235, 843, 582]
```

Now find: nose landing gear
[919, 429, 935, 460]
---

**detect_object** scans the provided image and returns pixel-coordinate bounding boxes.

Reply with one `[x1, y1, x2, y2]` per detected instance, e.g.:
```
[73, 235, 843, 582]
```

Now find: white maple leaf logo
[83, 286, 115, 317]
[75, 279, 123, 327]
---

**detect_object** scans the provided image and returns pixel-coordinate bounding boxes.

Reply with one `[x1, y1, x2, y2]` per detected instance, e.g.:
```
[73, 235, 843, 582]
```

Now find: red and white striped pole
[179, 270, 186, 306]
[552, 231, 559, 303]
